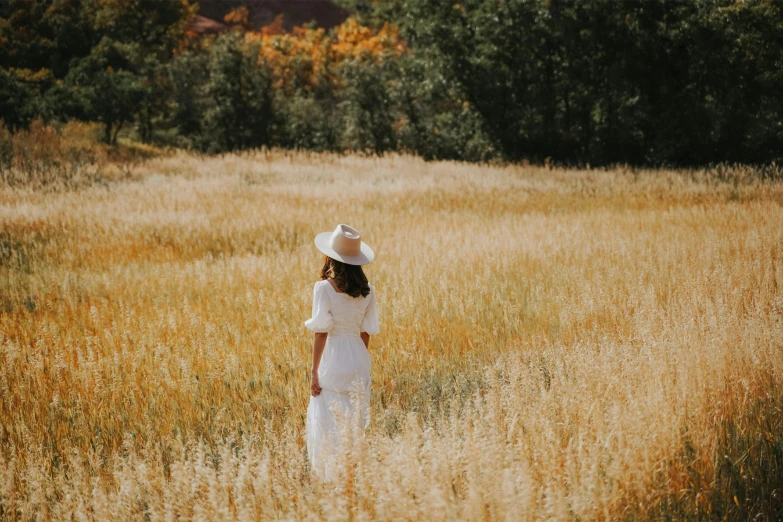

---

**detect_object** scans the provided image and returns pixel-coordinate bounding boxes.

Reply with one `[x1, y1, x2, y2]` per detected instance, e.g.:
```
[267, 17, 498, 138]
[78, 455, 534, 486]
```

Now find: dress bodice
[304, 280, 380, 337]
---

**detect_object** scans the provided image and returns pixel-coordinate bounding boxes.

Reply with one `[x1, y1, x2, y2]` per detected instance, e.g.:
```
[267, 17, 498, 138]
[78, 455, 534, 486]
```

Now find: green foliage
[0, 0, 93, 79]
[0, 0, 192, 144]
[85, 0, 192, 55]
[0, 69, 36, 130]
[2, 0, 782, 164]
[83, 0, 193, 144]
[61, 49, 144, 144]
[200, 34, 274, 152]
[387, 52, 497, 161]
[334, 0, 404, 29]
[398, 0, 783, 166]
[167, 50, 209, 147]
[337, 57, 396, 153]
[275, 92, 334, 151]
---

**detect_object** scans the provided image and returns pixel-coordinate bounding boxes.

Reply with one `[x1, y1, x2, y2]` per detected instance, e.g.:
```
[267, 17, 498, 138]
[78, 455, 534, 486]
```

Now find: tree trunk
[111, 120, 124, 145]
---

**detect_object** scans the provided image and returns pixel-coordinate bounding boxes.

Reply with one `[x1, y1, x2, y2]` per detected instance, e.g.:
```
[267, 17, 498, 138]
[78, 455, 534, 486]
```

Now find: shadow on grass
[649, 392, 783, 521]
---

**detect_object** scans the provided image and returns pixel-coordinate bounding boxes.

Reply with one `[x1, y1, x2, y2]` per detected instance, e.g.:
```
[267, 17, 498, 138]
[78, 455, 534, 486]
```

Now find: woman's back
[305, 279, 379, 338]
[304, 224, 378, 481]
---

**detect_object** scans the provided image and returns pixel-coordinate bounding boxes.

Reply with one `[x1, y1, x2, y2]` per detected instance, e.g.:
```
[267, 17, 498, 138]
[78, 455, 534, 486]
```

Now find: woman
[305, 224, 379, 481]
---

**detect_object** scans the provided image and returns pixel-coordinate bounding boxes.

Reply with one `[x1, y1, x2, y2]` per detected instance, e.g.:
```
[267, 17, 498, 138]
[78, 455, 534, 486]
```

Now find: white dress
[304, 279, 379, 481]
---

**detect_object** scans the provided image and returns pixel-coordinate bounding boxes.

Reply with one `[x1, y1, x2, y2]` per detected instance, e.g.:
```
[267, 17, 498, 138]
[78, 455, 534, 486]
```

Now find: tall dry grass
[0, 120, 164, 189]
[0, 150, 781, 520]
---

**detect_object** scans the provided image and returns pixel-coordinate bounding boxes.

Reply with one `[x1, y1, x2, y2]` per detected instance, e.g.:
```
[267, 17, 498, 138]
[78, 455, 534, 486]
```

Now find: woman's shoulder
[312, 279, 331, 293]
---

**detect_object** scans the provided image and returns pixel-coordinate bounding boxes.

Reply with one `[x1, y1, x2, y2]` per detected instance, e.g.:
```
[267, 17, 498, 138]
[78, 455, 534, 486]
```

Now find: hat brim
[314, 232, 375, 265]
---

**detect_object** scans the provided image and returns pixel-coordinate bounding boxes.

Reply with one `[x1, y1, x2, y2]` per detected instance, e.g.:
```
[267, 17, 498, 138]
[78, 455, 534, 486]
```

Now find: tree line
[1, 0, 782, 167]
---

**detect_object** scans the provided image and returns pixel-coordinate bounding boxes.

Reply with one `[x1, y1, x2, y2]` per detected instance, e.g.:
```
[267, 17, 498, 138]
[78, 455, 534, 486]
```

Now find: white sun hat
[314, 224, 375, 265]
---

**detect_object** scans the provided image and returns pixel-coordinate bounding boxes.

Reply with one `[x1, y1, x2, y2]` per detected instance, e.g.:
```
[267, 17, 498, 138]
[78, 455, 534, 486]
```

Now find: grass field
[1, 150, 782, 520]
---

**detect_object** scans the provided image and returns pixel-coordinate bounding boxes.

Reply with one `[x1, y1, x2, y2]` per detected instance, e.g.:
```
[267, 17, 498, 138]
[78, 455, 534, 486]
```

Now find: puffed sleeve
[304, 281, 333, 333]
[361, 285, 380, 335]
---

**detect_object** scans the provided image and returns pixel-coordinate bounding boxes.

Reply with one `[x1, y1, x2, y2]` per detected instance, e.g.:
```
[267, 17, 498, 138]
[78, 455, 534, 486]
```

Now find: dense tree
[168, 50, 209, 146]
[275, 91, 335, 151]
[337, 57, 396, 153]
[2, 0, 782, 165]
[84, 0, 194, 143]
[200, 34, 274, 152]
[394, 0, 783, 165]
[0, 69, 35, 130]
[388, 52, 496, 161]
[0, 0, 93, 79]
[0, 0, 192, 143]
[0, 0, 93, 128]
[61, 49, 144, 144]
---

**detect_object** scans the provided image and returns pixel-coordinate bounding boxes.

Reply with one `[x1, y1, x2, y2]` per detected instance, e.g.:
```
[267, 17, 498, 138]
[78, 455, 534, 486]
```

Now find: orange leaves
[246, 20, 327, 91]
[331, 18, 405, 63]
[224, 6, 250, 30]
[244, 17, 406, 92]
[259, 13, 285, 37]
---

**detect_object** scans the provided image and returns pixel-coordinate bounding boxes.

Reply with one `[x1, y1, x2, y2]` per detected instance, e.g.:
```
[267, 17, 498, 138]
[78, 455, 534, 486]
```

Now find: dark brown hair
[320, 255, 370, 298]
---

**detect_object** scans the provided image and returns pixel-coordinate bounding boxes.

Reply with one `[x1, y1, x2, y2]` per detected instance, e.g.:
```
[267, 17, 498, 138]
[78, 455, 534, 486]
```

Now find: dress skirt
[306, 333, 371, 481]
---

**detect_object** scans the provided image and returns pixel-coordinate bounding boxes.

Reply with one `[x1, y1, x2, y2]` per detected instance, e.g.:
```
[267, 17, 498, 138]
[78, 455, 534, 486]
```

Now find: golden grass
[0, 120, 168, 189]
[1, 150, 781, 520]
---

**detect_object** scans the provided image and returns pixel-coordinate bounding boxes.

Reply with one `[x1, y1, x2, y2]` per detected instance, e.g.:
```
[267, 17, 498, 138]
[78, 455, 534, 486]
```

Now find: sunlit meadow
[1, 150, 782, 520]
